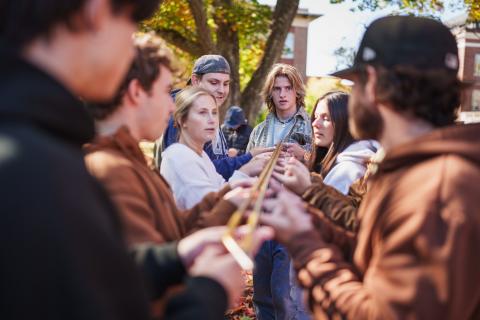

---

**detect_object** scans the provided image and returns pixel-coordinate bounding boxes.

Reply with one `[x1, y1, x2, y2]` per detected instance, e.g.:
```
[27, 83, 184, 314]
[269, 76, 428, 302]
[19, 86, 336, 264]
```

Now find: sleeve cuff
[286, 230, 326, 269]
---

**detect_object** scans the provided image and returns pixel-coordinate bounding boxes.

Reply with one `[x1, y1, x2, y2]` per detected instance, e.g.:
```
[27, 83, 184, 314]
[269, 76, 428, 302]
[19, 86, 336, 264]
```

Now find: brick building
[279, 8, 321, 80]
[448, 14, 480, 118]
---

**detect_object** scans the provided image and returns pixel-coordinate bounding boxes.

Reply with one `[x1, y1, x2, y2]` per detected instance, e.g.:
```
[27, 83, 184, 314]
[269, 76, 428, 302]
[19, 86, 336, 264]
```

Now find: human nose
[216, 84, 225, 95]
[207, 112, 216, 123]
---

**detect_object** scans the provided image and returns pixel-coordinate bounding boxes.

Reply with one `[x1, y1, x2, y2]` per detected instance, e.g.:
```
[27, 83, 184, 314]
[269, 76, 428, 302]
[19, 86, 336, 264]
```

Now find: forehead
[315, 99, 329, 114]
[273, 76, 292, 87]
[156, 65, 173, 83]
[200, 73, 230, 82]
[192, 94, 217, 108]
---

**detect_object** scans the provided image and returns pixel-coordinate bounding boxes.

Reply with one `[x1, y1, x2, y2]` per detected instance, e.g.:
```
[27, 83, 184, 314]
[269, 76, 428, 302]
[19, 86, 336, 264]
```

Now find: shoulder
[252, 120, 265, 131]
[163, 143, 193, 158]
[428, 154, 480, 202]
[1, 125, 85, 173]
[297, 107, 311, 122]
[377, 153, 479, 218]
[85, 148, 133, 180]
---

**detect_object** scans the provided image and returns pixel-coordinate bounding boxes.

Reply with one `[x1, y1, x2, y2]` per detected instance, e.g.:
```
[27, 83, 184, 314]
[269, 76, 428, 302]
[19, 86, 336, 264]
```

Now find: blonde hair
[262, 63, 305, 113]
[174, 87, 217, 132]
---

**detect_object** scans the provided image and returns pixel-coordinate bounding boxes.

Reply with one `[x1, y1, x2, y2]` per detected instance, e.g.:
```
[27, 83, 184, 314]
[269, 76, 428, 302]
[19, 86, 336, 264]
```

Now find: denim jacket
[246, 107, 312, 151]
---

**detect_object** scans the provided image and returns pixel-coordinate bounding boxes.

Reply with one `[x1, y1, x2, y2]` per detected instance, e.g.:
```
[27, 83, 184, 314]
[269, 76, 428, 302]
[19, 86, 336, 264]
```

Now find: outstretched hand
[178, 225, 274, 306]
[272, 157, 312, 195]
[260, 188, 313, 244]
[283, 142, 306, 161]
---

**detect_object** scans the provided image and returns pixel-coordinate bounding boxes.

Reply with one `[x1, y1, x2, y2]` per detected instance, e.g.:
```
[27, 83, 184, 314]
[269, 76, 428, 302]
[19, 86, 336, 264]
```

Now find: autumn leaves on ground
[226, 272, 256, 320]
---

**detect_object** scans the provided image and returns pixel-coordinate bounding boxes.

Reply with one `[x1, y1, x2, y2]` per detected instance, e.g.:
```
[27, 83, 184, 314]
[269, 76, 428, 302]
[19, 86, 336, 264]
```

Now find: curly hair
[357, 65, 464, 127]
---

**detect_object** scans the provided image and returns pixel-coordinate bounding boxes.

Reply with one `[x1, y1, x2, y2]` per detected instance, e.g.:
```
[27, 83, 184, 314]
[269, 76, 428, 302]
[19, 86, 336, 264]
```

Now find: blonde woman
[161, 87, 261, 210]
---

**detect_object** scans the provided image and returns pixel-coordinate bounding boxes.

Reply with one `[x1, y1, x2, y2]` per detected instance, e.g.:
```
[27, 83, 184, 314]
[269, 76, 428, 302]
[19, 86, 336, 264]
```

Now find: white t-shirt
[160, 143, 247, 210]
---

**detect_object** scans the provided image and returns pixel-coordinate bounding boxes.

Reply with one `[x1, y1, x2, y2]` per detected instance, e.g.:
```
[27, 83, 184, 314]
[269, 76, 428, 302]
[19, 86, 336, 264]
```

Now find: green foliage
[141, 0, 272, 87]
[330, 0, 478, 22]
[254, 105, 268, 126]
[304, 77, 352, 115]
[143, 1, 198, 41]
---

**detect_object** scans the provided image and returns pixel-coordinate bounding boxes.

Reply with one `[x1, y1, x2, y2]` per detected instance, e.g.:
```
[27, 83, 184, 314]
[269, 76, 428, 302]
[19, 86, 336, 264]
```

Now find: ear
[81, 0, 110, 31]
[124, 79, 145, 107]
[364, 65, 378, 104]
[190, 74, 201, 86]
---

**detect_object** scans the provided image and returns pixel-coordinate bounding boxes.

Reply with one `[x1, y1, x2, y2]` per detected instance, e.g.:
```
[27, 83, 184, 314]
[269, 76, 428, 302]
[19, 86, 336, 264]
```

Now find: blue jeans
[253, 240, 311, 320]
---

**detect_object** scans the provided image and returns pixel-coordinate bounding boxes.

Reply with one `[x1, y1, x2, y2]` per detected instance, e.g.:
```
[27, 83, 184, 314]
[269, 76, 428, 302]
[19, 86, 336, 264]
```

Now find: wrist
[302, 150, 311, 163]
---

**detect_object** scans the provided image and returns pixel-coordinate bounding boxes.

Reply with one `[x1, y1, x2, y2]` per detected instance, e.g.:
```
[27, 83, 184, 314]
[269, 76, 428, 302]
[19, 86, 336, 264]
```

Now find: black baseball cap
[332, 15, 459, 79]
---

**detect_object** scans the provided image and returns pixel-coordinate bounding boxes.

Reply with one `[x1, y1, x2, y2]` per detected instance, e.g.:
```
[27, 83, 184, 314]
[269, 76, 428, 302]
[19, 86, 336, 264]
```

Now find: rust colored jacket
[84, 127, 236, 245]
[288, 124, 480, 319]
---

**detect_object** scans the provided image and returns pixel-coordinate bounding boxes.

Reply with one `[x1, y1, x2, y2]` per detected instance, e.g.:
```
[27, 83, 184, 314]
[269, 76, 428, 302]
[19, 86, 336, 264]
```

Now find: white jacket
[323, 140, 379, 195]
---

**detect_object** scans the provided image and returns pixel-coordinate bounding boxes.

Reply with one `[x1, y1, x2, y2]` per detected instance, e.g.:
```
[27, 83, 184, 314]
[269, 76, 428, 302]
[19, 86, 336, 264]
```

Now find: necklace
[276, 114, 296, 127]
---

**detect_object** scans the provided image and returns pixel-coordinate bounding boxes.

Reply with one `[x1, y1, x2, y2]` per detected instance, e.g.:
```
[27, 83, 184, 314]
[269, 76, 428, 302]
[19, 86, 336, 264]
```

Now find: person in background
[161, 87, 266, 210]
[276, 91, 378, 194]
[261, 15, 480, 319]
[274, 91, 378, 235]
[156, 55, 272, 179]
[247, 63, 312, 320]
[221, 105, 253, 157]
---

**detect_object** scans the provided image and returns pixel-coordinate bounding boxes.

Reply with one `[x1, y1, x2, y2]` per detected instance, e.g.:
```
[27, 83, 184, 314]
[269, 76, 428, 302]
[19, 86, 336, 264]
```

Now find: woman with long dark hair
[306, 91, 378, 194]
[273, 91, 379, 233]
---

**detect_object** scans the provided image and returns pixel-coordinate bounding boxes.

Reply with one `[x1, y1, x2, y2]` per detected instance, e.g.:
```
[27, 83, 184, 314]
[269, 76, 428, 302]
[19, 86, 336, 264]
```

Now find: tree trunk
[240, 0, 300, 124]
[150, 0, 299, 124]
[187, 0, 215, 53]
[214, 0, 241, 122]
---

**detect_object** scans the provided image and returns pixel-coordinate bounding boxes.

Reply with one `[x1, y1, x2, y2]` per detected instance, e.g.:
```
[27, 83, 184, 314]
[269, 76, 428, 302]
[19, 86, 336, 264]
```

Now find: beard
[349, 89, 383, 140]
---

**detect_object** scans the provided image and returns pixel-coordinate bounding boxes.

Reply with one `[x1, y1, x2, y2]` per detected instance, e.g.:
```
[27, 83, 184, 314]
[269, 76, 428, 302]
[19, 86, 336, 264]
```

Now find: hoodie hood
[336, 140, 380, 166]
[0, 42, 95, 147]
[380, 123, 480, 174]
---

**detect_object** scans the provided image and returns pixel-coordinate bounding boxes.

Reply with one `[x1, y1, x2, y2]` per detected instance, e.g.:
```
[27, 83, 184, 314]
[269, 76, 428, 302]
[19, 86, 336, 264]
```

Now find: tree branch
[154, 28, 204, 56]
[213, 0, 241, 118]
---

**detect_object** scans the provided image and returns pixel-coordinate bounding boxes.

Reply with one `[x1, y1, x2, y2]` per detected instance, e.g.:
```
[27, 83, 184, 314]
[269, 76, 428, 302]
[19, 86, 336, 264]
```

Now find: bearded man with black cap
[260, 15, 480, 319]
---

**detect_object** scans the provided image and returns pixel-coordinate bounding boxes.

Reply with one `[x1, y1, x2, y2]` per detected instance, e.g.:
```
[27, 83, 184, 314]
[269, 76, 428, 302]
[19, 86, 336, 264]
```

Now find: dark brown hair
[86, 34, 173, 120]
[0, 0, 161, 49]
[357, 65, 464, 127]
[309, 91, 354, 177]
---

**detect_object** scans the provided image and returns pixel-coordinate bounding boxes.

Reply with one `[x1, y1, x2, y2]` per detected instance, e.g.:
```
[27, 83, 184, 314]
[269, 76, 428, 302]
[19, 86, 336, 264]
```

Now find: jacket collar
[266, 106, 309, 123]
[0, 43, 95, 147]
[85, 126, 148, 166]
